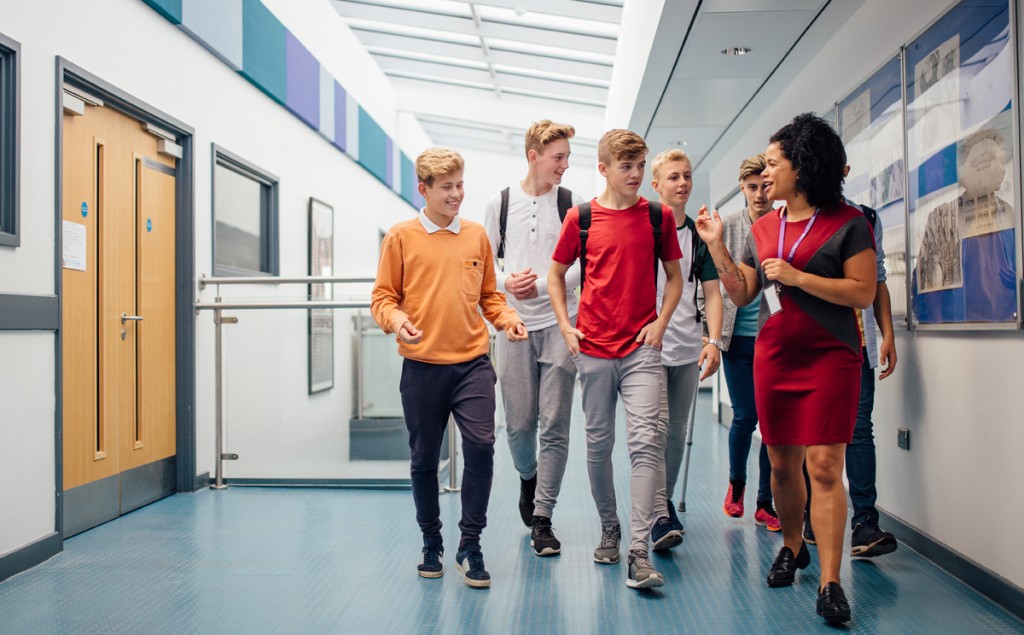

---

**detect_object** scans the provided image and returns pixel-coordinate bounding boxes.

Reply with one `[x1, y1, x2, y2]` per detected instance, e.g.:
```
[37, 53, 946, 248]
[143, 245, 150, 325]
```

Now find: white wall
[702, 0, 1024, 588]
[0, 0, 432, 556]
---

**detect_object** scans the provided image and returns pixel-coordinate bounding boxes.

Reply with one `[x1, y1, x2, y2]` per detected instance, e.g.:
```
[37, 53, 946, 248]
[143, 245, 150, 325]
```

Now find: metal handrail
[194, 274, 460, 492]
[198, 274, 375, 289]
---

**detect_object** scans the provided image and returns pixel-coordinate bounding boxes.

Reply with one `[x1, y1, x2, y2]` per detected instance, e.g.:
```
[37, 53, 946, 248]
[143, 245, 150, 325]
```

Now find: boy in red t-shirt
[548, 129, 683, 589]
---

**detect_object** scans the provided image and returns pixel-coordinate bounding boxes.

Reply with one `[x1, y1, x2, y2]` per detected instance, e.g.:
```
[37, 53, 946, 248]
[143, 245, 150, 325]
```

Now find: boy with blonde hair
[549, 130, 683, 589]
[484, 120, 584, 557]
[647, 149, 724, 552]
[371, 148, 527, 589]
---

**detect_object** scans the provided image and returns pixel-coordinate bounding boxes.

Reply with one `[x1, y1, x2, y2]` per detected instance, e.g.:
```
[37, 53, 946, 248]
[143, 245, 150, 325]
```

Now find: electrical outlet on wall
[897, 428, 910, 451]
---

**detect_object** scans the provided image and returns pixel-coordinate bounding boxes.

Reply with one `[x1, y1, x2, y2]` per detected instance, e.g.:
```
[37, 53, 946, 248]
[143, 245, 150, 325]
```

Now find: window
[0, 33, 19, 247]
[212, 145, 278, 275]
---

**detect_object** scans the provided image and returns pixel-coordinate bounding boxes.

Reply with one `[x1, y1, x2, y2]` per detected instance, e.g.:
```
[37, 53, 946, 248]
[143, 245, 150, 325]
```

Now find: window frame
[211, 144, 279, 277]
[0, 32, 20, 247]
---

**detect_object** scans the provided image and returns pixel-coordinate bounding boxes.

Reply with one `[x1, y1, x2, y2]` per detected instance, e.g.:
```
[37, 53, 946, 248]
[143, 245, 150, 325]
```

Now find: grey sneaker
[627, 550, 664, 589]
[593, 524, 621, 564]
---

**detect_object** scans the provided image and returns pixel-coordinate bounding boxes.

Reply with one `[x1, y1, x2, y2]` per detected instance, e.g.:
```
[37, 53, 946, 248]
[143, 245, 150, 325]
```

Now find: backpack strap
[556, 186, 573, 222]
[496, 187, 510, 266]
[648, 201, 663, 285]
[578, 202, 592, 288]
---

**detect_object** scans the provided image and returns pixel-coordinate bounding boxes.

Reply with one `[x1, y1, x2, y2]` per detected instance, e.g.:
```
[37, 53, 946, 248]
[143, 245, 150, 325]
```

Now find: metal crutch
[676, 370, 703, 513]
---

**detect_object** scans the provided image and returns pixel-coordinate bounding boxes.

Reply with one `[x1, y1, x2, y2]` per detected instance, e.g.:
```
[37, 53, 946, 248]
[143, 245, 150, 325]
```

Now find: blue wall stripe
[284, 32, 319, 129]
[142, 0, 416, 209]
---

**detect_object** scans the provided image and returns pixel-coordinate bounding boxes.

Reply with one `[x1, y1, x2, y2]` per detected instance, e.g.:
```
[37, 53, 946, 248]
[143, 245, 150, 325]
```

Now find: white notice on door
[62, 220, 87, 271]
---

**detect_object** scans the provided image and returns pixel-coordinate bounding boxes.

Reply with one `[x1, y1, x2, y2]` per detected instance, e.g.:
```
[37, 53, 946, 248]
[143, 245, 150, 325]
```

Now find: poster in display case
[905, 0, 1019, 327]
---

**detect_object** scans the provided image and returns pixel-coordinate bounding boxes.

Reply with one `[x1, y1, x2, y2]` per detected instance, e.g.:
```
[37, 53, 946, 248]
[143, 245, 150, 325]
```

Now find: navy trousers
[400, 355, 497, 552]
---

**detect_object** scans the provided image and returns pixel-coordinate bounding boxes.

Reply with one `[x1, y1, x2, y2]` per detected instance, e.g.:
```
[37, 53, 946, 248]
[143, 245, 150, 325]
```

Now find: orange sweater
[371, 217, 521, 364]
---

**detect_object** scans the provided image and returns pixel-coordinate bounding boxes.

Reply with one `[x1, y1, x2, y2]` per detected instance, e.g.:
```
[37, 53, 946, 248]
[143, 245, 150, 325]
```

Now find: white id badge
[764, 284, 783, 316]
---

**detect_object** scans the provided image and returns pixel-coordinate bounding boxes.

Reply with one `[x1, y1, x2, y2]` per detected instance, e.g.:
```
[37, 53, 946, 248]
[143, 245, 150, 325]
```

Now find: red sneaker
[723, 482, 745, 518]
[755, 506, 782, 531]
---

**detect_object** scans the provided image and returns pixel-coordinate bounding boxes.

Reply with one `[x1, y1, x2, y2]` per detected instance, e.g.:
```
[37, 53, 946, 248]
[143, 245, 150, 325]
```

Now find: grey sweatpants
[654, 362, 701, 518]
[574, 345, 664, 554]
[495, 321, 577, 518]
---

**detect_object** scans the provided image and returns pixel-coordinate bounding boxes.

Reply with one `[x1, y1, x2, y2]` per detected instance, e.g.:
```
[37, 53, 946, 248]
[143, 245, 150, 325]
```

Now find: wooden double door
[61, 99, 178, 536]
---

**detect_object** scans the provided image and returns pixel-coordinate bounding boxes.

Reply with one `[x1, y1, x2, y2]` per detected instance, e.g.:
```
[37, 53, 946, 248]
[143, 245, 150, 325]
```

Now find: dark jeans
[846, 349, 878, 527]
[400, 355, 497, 553]
[721, 335, 772, 504]
[804, 349, 878, 529]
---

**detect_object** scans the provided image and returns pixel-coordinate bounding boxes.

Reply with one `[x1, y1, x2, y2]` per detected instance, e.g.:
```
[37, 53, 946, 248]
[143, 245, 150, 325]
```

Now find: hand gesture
[398, 320, 423, 344]
[506, 268, 539, 300]
[636, 321, 666, 349]
[506, 322, 528, 342]
[560, 324, 586, 356]
[695, 205, 724, 245]
[761, 258, 803, 287]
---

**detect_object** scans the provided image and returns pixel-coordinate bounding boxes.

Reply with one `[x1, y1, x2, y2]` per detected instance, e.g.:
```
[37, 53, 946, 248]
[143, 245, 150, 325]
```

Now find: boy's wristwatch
[706, 338, 723, 350]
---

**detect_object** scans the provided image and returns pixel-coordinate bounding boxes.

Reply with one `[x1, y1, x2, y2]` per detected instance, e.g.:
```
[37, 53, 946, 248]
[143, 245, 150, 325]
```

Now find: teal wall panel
[401, 154, 416, 207]
[358, 108, 388, 186]
[142, 0, 182, 23]
[241, 0, 286, 105]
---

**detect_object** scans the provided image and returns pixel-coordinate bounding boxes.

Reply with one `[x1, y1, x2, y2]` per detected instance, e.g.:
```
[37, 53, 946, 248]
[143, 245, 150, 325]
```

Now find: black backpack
[578, 200, 663, 290]
[860, 203, 878, 230]
[496, 186, 575, 265]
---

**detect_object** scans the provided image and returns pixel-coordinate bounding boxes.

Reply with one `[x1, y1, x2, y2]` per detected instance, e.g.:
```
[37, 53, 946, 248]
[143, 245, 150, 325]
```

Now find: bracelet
[706, 338, 723, 350]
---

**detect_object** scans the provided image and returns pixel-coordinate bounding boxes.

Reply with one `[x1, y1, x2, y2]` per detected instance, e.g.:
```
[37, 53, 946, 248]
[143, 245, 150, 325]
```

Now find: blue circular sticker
[81, 202, 88, 217]
[146, 218, 153, 232]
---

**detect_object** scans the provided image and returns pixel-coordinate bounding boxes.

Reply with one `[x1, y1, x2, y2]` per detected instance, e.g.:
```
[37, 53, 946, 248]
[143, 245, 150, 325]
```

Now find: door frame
[54, 58, 197, 539]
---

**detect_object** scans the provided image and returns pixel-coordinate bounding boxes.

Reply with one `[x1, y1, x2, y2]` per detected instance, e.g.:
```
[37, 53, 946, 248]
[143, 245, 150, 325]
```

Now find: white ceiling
[331, 0, 622, 163]
[333, 0, 839, 204]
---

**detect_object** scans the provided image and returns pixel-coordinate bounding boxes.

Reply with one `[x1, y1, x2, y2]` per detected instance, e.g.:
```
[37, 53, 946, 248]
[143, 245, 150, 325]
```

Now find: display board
[839, 56, 908, 322]
[906, 0, 1019, 327]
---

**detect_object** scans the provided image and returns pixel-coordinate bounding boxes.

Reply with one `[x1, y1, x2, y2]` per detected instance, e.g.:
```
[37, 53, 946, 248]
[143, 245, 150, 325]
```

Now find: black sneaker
[518, 476, 537, 527]
[454, 548, 491, 589]
[417, 545, 443, 579]
[665, 500, 685, 534]
[802, 510, 816, 545]
[651, 516, 683, 551]
[530, 515, 561, 556]
[851, 520, 897, 557]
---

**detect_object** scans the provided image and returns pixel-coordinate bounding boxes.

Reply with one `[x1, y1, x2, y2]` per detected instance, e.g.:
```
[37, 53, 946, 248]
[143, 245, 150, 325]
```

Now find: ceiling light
[721, 47, 752, 56]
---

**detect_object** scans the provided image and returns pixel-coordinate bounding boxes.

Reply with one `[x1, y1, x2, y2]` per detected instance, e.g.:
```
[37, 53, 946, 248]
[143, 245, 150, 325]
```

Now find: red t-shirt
[552, 197, 682, 359]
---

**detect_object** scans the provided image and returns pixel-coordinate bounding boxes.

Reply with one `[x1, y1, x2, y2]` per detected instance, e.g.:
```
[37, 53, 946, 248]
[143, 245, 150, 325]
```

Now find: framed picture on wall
[905, 0, 1020, 328]
[838, 55, 908, 324]
[308, 198, 334, 393]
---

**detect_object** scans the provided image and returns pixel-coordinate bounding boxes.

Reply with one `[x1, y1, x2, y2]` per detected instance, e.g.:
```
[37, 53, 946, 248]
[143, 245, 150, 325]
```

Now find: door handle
[121, 313, 144, 324]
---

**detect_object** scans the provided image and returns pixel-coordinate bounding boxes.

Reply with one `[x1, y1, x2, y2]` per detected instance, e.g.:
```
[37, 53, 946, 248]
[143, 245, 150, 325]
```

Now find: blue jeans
[721, 336, 772, 504]
[846, 349, 878, 528]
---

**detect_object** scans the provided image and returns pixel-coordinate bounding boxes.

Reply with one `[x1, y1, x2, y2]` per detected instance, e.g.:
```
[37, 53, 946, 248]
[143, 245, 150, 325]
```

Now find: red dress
[742, 204, 874, 446]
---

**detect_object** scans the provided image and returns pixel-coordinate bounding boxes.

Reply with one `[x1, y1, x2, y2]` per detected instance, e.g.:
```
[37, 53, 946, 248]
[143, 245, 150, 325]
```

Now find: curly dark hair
[769, 113, 846, 208]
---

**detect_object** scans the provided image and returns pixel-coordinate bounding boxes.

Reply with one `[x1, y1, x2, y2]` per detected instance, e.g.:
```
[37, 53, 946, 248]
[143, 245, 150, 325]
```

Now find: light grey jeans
[573, 344, 664, 554]
[495, 321, 577, 519]
[654, 361, 701, 518]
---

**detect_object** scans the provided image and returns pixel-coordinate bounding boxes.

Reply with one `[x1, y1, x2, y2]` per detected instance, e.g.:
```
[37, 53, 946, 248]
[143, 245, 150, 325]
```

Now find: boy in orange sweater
[371, 148, 527, 589]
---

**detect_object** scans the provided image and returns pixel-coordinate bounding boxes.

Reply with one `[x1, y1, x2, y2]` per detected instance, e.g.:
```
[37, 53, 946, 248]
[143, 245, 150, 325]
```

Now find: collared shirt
[483, 184, 583, 331]
[418, 208, 461, 234]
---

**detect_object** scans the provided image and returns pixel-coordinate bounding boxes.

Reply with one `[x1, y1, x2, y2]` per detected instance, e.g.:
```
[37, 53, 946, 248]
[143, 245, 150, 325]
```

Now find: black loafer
[767, 541, 811, 587]
[816, 581, 851, 624]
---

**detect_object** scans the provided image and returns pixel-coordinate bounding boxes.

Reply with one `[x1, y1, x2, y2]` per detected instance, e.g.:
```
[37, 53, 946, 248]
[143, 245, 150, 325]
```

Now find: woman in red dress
[696, 113, 876, 625]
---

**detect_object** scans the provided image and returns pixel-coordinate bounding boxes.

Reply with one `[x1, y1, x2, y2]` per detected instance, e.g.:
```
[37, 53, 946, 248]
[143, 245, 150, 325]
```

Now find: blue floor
[1, 393, 1021, 634]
